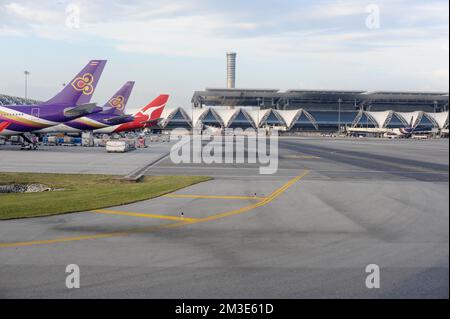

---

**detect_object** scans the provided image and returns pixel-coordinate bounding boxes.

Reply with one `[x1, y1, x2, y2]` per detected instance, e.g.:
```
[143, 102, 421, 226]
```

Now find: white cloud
[303, 1, 367, 19]
[0, 25, 25, 37]
[4, 2, 63, 24]
[0, 0, 448, 100]
[1, 0, 448, 59]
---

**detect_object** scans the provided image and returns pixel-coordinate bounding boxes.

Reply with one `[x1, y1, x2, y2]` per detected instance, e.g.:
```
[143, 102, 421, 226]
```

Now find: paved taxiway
[0, 141, 175, 175]
[0, 137, 448, 298]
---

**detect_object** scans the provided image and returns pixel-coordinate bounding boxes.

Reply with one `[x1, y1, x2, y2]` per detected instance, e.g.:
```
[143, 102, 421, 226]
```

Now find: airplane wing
[104, 114, 135, 125]
[64, 103, 99, 117]
[0, 121, 11, 133]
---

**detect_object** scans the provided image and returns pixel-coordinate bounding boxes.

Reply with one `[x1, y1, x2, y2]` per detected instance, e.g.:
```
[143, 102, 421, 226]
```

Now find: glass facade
[354, 113, 376, 128]
[164, 110, 191, 129]
[309, 111, 359, 131]
[201, 110, 222, 127]
[386, 114, 405, 128]
[162, 108, 447, 131]
[263, 111, 284, 126]
[416, 115, 435, 130]
[228, 110, 254, 128]
[291, 113, 316, 131]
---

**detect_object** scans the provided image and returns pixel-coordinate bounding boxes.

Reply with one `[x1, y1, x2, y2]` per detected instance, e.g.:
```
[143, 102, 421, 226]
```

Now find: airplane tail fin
[45, 60, 107, 106]
[0, 121, 11, 133]
[103, 81, 135, 115]
[136, 94, 169, 120]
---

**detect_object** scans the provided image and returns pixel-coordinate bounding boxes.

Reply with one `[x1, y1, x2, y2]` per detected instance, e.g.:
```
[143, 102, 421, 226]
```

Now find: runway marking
[0, 170, 309, 248]
[163, 194, 266, 200]
[92, 209, 199, 222]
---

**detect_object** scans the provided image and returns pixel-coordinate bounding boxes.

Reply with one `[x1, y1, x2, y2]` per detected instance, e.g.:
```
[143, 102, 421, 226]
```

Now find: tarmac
[0, 141, 175, 175]
[0, 137, 448, 298]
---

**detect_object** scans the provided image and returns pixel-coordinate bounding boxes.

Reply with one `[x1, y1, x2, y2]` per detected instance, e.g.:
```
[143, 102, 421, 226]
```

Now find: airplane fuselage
[94, 115, 158, 134]
[34, 112, 133, 134]
[0, 59, 107, 138]
[0, 103, 102, 135]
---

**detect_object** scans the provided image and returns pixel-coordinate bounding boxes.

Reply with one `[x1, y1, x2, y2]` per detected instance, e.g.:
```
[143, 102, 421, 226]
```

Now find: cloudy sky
[0, 0, 448, 112]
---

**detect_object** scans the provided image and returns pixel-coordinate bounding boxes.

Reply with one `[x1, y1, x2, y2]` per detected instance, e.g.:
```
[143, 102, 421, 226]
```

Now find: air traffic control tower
[226, 52, 237, 89]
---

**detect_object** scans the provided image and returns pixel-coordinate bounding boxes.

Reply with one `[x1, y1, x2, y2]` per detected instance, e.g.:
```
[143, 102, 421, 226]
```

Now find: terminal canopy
[365, 111, 392, 128]
[425, 111, 449, 129]
[261, 109, 285, 127]
[213, 109, 237, 127]
[276, 110, 302, 128]
[245, 109, 270, 128]
[159, 107, 449, 132]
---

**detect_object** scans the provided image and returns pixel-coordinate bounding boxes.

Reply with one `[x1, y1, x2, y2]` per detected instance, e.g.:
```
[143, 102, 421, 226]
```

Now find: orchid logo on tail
[109, 95, 125, 110]
[71, 73, 95, 95]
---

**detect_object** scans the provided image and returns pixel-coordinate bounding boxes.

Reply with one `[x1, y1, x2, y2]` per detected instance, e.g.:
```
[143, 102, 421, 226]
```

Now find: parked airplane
[395, 117, 418, 137]
[0, 60, 107, 146]
[94, 94, 169, 134]
[347, 116, 431, 138]
[35, 81, 135, 134]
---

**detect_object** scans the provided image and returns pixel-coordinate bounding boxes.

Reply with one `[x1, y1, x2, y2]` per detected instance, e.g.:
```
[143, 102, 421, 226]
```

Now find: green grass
[0, 173, 211, 220]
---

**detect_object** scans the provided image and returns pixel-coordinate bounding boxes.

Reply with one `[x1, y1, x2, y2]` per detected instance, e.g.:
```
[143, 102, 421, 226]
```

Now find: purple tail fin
[103, 81, 135, 115]
[45, 60, 107, 106]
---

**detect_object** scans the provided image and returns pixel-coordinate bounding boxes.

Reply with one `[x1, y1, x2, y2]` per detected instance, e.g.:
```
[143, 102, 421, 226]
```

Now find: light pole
[257, 108, 260, 133]
[434, 101, 438, 113]
[24, 70, 30, 99]
[191, 105, 194, 135]
[338, 98, 342, 134]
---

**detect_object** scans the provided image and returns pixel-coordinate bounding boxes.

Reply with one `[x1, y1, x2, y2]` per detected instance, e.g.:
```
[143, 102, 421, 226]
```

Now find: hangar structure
[160, 106, 449, 132]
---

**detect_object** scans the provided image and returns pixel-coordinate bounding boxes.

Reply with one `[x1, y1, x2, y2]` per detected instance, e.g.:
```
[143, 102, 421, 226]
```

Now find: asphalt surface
[0, 141, 175, 175]
[0, 137, 448, 298]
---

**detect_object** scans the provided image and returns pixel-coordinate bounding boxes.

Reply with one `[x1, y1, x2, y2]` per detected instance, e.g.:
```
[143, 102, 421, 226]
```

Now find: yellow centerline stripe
[193, 170, 309, 223]
[0, 232, 128, 248]
[163, 194, 266, 200]
[0, 171, 309, 248]
[92, 209, 199, 222]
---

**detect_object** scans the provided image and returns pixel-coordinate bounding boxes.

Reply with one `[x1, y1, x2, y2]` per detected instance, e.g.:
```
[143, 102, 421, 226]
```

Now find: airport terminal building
[158, 89, 450, 133]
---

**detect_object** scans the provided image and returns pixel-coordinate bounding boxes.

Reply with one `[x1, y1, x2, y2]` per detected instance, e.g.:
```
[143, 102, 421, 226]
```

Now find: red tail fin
[136, 94, 169, 120]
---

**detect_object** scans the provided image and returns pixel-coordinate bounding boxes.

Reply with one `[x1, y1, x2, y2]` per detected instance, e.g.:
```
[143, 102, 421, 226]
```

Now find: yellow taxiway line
[92, 209, 199, 222]
[0, 232, 129, 248]
[0, 170, 309, 248]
